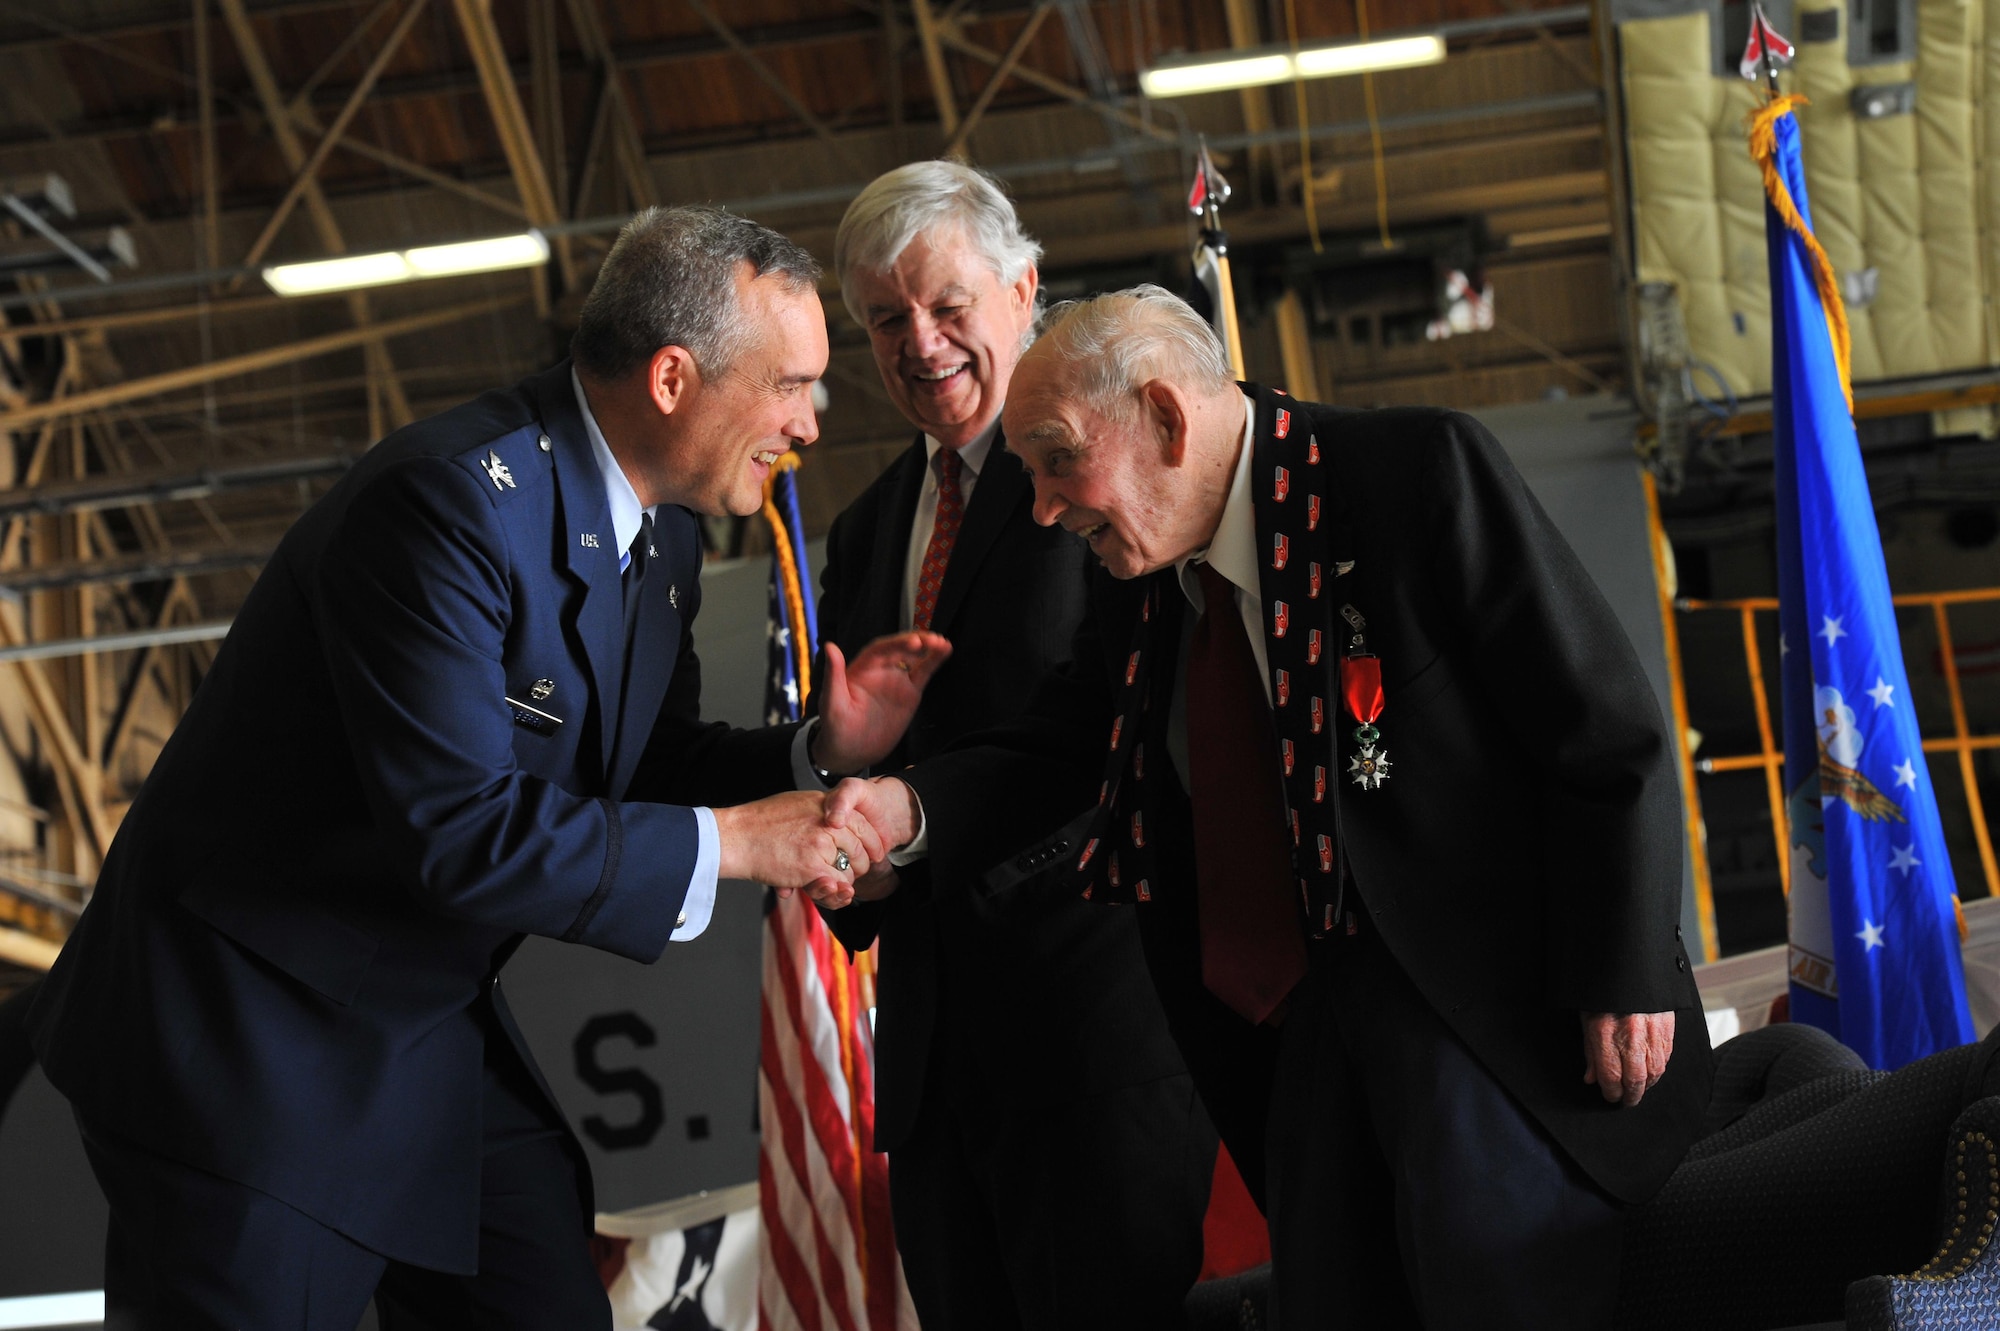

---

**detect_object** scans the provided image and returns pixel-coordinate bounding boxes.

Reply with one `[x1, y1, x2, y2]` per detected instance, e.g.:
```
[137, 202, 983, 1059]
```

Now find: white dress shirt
[572, 369, 716, 943]
[1174, 394, 1270, 702]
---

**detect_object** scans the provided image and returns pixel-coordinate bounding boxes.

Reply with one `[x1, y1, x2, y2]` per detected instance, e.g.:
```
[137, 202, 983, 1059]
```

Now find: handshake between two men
[710, 628, 949, 903]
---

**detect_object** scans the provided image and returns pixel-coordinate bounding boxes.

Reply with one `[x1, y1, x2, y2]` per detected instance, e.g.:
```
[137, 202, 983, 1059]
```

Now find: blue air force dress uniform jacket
[28, 361, 795, 1273]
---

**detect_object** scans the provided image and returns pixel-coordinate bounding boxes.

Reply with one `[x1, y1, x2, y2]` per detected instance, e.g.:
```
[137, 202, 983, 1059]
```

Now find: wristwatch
[807, 718, 858, 785]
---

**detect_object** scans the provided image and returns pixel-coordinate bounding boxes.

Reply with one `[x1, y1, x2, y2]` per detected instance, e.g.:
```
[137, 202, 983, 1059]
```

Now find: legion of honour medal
[1340, 603, 1391, 790]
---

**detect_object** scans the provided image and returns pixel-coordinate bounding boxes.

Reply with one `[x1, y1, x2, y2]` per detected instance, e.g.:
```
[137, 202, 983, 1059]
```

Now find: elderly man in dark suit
[29, 207, 940, 1331]
[800, 165, 1212, 1329]
[826, 286, 1713, 1328]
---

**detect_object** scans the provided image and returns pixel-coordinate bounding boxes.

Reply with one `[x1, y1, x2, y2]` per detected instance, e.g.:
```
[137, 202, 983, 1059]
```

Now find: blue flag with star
[1758, 97, 1974, 1067]
[764, 458, 816, 726]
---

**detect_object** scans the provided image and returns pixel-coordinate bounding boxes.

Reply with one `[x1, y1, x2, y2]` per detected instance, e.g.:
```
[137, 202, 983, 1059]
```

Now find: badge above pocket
[506, 677, 562, 734]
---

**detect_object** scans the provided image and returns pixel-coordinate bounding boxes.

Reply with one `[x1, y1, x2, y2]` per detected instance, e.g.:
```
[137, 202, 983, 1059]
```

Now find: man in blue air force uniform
[29, 208, 941, 1330]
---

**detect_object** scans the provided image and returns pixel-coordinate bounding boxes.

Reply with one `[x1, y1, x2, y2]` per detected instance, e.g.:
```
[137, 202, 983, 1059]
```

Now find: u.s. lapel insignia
[648, 543, 658, 559]
[483, 450, 515, 491]
[581, 532, 600, 549]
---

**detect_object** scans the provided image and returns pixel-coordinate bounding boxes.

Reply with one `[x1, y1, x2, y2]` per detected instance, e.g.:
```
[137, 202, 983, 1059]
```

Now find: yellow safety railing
[1674, 589, 2000, 906]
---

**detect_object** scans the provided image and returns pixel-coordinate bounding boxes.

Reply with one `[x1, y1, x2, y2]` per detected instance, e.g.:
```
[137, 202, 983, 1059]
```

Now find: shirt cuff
[672, 807, 721, 942]
[887, 783, 929, 865]
[792, 719, 831, 791]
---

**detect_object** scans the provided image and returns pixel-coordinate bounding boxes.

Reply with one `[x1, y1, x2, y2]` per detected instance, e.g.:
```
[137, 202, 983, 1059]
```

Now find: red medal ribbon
[1341, 653, 1384, 725]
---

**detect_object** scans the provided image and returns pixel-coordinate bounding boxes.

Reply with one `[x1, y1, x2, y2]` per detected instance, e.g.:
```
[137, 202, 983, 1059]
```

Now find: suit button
[1015, 856, 1035, 872]
[1675, 955, 1687, 971]
[1054, 840, 1070, 854]
[1675, 925, 1684, 941]
[676, 911, 688, 927]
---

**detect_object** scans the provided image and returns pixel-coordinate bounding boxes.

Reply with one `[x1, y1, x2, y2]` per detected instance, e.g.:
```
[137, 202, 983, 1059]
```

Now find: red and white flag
[757, 895, 914, 1331]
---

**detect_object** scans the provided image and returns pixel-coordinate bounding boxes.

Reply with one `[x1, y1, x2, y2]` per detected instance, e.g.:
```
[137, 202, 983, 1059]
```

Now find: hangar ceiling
[0, 0, 1615, 975]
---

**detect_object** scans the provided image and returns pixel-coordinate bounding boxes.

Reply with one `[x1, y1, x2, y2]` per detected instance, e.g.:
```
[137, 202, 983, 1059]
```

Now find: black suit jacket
[902, 393, 1711, 1205]
[815, 435, 1186, 1152]
[29, 363, 796, 1272]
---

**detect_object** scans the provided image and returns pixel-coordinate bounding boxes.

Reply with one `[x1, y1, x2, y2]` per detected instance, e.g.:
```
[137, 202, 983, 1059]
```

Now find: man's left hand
[1580, 1010, 1675, 1108]
[812, 632, 953, 774]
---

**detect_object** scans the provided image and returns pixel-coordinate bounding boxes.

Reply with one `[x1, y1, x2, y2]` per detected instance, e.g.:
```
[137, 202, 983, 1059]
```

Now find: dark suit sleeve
[804, 501, 900, 953]
[898, 606, 1111, 906]
[1419, 413, 1684, 1014]
[625, 613, 799, 809]
[314, 456, 694, 962]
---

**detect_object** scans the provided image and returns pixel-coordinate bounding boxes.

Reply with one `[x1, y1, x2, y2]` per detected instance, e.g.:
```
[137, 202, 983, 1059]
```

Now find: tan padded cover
[1620, 0, 1998, 395]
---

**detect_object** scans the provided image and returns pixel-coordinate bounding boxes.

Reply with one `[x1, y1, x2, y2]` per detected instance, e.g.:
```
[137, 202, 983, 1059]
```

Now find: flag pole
[1190, 138, 1247, 380]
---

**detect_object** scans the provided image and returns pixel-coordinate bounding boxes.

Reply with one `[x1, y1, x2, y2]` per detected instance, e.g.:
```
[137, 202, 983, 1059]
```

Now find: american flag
[755, 456, 914, 1330]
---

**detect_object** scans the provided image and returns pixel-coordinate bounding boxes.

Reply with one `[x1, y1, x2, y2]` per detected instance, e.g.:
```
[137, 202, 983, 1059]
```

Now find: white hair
[1035, 284, 1234, 416]
[834, 160, 1042, 324]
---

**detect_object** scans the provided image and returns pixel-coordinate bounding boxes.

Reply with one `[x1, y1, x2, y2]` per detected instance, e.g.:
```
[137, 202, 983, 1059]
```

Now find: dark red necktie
[912, 448, 964, 632]
[1187, 562, 1308, 1025]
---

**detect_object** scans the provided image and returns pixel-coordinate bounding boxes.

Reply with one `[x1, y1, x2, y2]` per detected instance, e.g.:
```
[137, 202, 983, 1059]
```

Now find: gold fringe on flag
[1747, 94, 1853, 413]
[760, 451, 813, 709]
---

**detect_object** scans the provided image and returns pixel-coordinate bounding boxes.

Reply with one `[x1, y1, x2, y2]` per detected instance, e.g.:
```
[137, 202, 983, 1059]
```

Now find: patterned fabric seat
[1615, 1023, 2000, 1330]
[1184, 1024, 2000, 1330]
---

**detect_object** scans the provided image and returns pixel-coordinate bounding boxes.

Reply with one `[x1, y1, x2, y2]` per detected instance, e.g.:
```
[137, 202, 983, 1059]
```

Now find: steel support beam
[217, 0, 416, 431]
[0, 295, 520, 434]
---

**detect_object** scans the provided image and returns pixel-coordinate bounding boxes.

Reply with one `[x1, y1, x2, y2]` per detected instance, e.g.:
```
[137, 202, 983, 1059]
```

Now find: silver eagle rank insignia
[482, 449, 515, 491]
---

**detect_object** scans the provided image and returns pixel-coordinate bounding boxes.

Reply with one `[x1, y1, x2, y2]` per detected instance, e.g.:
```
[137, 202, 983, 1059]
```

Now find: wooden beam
[449, 0, 573, 294]
[943, 3, 1051, 159]
[562, 0, 657, 209]
[194, 0, 220, 276]
[937, 25, 1175, 145]
[0, 926, 61, 970]
[685, 0, 852, 158]
[236, 0, 431, 279]
[1222, 0, 1277, 193]
[295, 117, 532, 222]
[909, 0, 959, 137]
[1273, 290, 1321, 403]
[0, 296, 521, 434]
[216, 0, 417, 428]
[102, 580, 192, 770]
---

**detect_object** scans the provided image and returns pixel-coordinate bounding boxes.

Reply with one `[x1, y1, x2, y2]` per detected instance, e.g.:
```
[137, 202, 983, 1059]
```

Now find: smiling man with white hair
[802, 168, 1213, 1328]
[828, 285, 1713, 1328]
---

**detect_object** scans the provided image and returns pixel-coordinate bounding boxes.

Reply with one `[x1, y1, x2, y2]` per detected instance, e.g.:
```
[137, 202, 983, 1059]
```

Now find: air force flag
[1756, 95, 1975, 1067]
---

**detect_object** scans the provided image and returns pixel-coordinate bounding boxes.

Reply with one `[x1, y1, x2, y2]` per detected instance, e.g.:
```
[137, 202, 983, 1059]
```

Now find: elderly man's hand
[1580, 1011, 1676, 1107]
[713, 790, 883, 901]
[812, 632, 953, 774]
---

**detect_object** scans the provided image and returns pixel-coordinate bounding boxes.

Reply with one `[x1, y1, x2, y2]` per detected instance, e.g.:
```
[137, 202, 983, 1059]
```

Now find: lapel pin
[668, 585, 680, 608]
[530, 678, 555, 701]
[581, 533, 600, 549]
[1336, 560, 1356, 576]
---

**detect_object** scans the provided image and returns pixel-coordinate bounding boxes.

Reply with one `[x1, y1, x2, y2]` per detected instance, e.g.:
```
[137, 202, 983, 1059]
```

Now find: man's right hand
[714, 790, 882, 902]
[811, 777, 923, 910]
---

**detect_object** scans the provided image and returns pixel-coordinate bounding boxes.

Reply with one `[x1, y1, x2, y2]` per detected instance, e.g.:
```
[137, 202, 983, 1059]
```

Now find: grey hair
[1035, 284, 1234, 416]
[834, 160, 1042, 324]
[571, 205, 822, 380]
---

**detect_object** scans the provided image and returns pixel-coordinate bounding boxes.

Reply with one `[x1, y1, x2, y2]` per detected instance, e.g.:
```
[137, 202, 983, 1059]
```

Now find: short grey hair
[1035, 284, 1234, 417]
[834, 160, 1042, 324]
[572, 205, 822, 380]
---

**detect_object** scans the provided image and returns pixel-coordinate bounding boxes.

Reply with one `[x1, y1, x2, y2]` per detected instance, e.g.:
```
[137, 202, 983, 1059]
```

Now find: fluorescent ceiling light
[1140, 33, 1447, 98]
[0, 1290, 105, 1328]
[263, 250, 411, 296]
[1142, 53, 1293, 97]
[1295, 34, 1446, 78]
[263, 230, 549, 296]
[406, 231, 549, 277]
